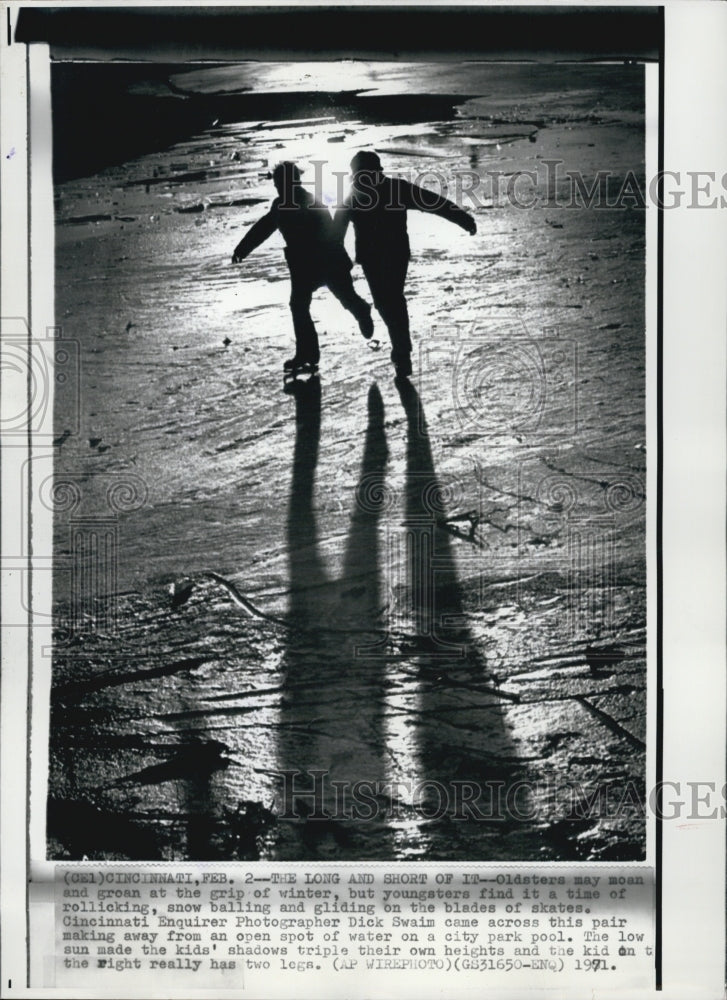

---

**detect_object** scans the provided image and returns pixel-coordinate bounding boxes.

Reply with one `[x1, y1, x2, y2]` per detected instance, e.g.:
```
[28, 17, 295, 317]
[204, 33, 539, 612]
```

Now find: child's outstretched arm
[231, 207, 279, 262]
[403, 180, 477, 235]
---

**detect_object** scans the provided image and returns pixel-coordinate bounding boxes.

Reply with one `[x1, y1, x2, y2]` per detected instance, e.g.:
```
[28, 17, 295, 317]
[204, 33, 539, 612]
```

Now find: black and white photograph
[5, 3, 727, 997]
[29, 5, 659, 864]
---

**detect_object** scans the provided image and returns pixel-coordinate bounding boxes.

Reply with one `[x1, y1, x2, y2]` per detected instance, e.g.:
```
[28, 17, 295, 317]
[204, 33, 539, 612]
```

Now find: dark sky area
[17, 6, 661, 62]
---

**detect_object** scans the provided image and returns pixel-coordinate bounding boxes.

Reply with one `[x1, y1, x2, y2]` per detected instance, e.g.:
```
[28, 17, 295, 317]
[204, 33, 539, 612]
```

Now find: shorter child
[232, 161, 373, 372]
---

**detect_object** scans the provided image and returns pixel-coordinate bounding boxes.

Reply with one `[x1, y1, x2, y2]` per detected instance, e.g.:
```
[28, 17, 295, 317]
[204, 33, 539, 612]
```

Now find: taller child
[333, 151, 477, 379]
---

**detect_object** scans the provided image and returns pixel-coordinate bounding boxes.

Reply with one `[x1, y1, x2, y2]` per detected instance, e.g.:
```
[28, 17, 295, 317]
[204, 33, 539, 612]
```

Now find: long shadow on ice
[273, 377, 541, 860]
[390, 379, 535, 859]
[275, 379, 393, 859]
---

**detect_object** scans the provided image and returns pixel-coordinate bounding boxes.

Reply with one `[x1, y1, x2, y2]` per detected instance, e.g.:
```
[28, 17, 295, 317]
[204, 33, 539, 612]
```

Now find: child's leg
[288, 272, 319, 364]
[327, 266, 374, 339]
[362, 257, 411, 357]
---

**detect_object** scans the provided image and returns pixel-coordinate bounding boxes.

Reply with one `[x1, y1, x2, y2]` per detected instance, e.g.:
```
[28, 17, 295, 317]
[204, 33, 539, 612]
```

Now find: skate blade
[283, 372, 320, 395]
[283, 365, 319, 383]
[367, 338, 382, 352]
